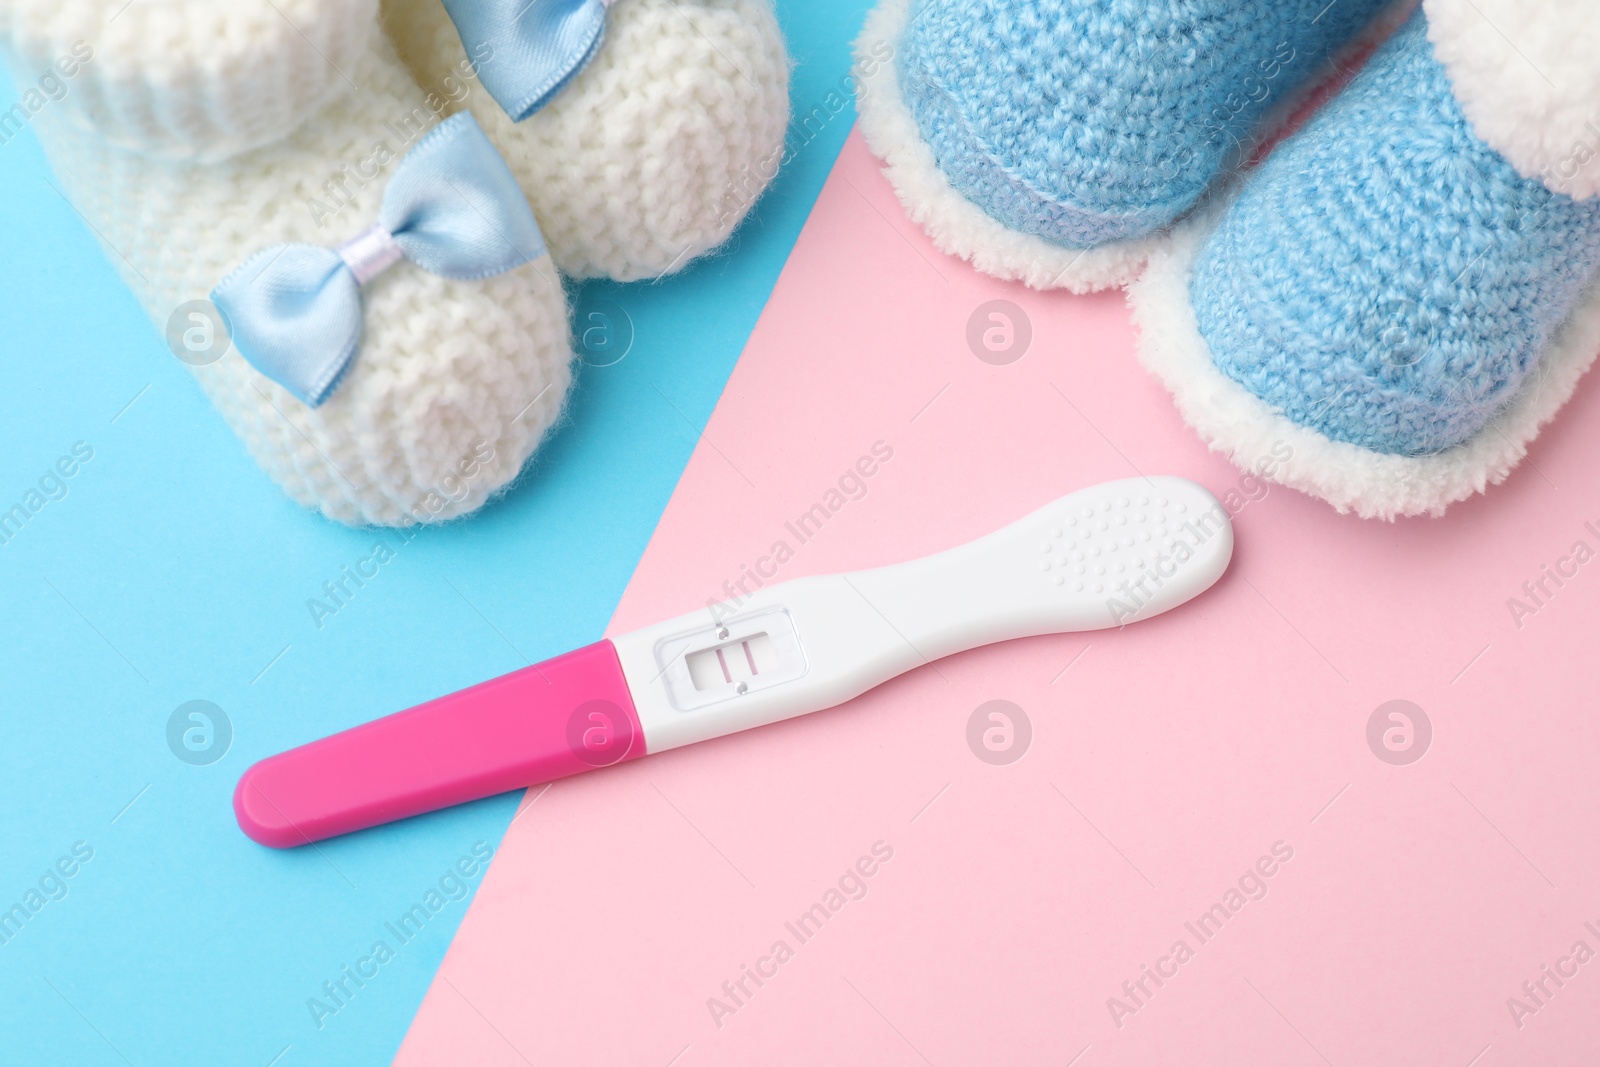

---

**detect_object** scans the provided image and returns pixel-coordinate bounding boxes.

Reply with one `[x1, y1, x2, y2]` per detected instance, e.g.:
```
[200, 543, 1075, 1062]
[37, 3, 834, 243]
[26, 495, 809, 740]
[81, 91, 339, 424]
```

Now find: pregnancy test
[235, 476, 1233, 847]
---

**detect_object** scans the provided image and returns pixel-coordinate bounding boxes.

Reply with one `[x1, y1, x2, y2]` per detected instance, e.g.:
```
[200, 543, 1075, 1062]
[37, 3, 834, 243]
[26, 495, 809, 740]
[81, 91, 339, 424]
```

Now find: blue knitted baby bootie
[895, 0, 1391, 252]
[1193, 12, 1600, 458]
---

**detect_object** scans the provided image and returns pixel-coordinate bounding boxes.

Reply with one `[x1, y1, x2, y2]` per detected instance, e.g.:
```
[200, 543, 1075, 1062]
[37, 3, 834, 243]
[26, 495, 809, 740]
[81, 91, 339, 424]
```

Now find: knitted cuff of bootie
[381, 0, 791, 282]
[853, 0, 1400, 293]
[1130, 4, 1600, 519]
[0, 0, 377, 161]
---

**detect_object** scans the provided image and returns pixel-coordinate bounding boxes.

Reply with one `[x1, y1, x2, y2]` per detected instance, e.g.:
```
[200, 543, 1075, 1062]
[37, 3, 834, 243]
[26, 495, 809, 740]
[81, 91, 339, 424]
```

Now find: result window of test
[685, 632, 777, 691]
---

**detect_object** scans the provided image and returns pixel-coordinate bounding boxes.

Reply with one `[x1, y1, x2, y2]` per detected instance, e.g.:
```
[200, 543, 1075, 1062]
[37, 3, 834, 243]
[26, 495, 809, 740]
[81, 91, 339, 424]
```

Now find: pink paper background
[397, 131, 1600, 1066]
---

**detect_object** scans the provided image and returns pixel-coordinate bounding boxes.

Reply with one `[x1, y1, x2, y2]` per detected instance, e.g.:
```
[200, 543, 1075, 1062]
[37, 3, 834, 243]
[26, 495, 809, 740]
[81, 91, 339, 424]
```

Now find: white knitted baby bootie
[381, 0, 790, 281]
[0, 0, 572, 526]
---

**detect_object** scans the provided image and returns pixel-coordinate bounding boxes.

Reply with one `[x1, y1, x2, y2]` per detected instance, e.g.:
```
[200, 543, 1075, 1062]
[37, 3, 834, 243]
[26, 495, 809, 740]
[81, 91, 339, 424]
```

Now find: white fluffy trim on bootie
[1424, 0, 1600, 200]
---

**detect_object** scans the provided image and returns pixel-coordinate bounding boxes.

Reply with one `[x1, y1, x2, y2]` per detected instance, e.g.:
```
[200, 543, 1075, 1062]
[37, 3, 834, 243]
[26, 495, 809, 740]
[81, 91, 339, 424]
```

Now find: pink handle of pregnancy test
[233, 640, 644, 847]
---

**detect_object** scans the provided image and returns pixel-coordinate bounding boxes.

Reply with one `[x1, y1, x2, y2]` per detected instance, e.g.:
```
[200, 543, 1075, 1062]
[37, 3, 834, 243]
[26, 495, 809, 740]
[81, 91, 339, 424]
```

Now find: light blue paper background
[0, 3, 866, 1062]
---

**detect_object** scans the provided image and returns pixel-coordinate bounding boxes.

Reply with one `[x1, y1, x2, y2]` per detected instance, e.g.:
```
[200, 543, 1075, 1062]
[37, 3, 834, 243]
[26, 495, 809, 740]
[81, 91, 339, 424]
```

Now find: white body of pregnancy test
[615, 475, 1233, 751]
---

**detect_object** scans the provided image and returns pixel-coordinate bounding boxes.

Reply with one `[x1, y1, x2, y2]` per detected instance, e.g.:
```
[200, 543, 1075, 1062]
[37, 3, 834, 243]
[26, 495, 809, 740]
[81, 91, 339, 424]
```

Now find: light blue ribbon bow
[442, 0, 611, 121]
[211, 113, 547, 407]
